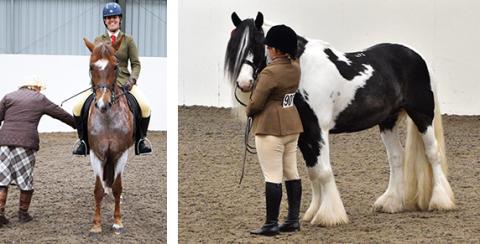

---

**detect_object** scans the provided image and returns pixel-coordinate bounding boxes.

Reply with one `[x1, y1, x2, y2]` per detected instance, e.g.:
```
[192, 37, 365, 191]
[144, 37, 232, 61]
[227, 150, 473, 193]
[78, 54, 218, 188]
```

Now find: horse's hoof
[89, 231, 101, 239]
[89, 226, 102, 235]
[112, 224, 125, 235]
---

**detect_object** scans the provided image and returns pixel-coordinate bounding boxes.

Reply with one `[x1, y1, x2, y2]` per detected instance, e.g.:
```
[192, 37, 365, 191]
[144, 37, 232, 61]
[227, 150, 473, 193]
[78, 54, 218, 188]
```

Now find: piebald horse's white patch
[95, 59, 109, 71]
[90, 151, 106, 190]
[115, 151, 128, 178]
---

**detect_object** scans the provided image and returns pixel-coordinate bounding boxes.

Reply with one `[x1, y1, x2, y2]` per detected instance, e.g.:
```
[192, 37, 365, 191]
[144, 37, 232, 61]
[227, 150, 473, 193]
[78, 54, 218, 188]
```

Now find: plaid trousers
[0, 146, 36, 191]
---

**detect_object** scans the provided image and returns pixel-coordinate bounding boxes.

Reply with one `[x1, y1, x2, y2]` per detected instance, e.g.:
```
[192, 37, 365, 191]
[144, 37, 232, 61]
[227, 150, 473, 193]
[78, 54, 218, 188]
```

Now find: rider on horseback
[72, 2, 152, 156]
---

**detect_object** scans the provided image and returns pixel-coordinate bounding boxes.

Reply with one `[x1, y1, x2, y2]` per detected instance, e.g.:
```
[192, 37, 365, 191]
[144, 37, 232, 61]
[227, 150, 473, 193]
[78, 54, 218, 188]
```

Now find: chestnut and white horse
[83, 36, 135, 234]
[225, 12, 455, 226]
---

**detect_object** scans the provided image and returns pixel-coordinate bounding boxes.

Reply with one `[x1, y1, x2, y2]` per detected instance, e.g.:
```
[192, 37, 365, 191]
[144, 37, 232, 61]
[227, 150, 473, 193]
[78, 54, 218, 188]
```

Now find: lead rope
[237, 59, 265, 185]
[239, 116, 255, 185]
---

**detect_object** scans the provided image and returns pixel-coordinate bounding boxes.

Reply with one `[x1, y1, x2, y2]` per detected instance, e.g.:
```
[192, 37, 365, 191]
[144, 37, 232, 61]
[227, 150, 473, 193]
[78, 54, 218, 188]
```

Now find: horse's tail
[103, 155, 115, 188]
[404, 99, 448, 210]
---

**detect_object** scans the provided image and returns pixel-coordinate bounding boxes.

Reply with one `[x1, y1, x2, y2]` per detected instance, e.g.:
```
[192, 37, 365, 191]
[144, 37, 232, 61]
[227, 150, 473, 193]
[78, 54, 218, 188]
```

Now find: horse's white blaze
[114, 150, 128, 178]
[95, 59, 109, 70]
[96, 88, 108, 110]
[299, 40, 374, 129]
[421, 126, 455, 210]
[374, 128, 405, 213]
[236, 53, 254, 90]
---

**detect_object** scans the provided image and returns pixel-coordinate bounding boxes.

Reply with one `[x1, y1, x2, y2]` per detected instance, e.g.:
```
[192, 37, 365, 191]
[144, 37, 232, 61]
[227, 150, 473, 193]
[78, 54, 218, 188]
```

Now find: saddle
[80, 92, 143, 155]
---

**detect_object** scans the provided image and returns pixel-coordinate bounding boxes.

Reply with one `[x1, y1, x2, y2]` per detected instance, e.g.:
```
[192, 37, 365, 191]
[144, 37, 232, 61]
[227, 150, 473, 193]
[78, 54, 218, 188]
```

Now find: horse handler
[246, 25, 303, 236]
[0, 77, 76, 227]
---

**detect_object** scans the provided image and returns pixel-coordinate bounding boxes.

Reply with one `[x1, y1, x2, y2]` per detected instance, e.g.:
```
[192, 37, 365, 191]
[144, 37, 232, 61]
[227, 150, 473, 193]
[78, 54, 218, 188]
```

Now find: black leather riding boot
[279, 179, 302, 232]
[137, 116, 152, 155]
[250, 182, 282, 236]
[0, 187, 9, 227]
[72, 116, 87, 155]
[18, 190, 33, 223]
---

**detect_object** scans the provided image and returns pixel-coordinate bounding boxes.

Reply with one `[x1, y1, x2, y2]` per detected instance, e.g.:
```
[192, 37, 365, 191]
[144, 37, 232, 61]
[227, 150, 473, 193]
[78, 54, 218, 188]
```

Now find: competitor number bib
[282, 93, 295, 108]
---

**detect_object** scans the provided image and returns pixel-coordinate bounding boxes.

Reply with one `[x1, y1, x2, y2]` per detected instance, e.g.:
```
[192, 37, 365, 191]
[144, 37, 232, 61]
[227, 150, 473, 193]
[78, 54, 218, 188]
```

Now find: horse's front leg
[112, 175, 124, 234]
[303, 129, 348, 226]
[112, 151, 128, 234]
[90, 176, 104, 234]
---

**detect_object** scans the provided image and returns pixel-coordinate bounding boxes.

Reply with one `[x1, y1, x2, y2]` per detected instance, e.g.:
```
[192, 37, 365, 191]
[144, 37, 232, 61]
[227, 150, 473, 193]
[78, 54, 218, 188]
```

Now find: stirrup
[72, 139, 87, 156]
[136, 138, 153, 155]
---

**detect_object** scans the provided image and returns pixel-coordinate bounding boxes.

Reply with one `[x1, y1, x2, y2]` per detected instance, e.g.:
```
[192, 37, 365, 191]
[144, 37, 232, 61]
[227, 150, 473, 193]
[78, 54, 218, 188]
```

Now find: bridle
[90, 62, 128, 105]
[234, 53, 266, 107]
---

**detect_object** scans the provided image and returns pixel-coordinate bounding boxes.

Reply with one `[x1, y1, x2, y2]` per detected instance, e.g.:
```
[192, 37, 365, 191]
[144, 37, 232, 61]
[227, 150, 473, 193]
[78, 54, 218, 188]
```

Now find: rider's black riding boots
[136, 116, 152, 155]
[279, 179, 302, 232]
[0, 187, 9, 227]
[250, 182, 282, 236]
[72, 116, 87, 156]
[18, 190, 33, 223]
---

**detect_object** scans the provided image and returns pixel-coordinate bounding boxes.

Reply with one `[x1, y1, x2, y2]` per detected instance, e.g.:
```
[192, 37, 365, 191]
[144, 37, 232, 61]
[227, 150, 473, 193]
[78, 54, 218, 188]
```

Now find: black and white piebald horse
[225, 12, 455, 226]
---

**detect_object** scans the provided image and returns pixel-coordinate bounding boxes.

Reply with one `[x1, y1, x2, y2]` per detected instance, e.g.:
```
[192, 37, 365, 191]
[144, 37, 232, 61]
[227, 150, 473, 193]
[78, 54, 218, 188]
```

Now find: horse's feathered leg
[374, 118, 406, 213]
[404, 98, 455, 211]
[308, 129, 348, 226]
[413, 103, 455, 210]
[90, 176, 104, 234]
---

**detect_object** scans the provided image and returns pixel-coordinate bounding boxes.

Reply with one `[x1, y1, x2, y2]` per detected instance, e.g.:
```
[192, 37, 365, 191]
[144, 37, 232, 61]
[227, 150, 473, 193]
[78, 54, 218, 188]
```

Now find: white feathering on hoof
[302, 180, 321, 222]
[373, 192, 405, 213]
[428, 172, 456, 210]
[310, 180, 348, 226]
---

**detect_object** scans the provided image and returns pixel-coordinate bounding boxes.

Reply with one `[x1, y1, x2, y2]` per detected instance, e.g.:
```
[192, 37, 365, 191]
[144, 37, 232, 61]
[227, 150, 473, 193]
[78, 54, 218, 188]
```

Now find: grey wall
[0, 0, 166, 57]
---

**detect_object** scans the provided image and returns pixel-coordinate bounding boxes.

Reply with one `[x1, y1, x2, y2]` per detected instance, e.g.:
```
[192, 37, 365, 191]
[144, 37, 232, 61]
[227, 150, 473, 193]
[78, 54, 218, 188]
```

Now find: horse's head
[224, 12, 266, 92]
[83, 36, 123, 113]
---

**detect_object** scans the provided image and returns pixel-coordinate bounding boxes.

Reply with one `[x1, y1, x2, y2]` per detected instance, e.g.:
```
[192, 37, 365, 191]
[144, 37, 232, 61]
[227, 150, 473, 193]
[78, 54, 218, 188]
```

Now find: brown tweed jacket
[0, 88, 76, 151]
[246, 56, 304, 136]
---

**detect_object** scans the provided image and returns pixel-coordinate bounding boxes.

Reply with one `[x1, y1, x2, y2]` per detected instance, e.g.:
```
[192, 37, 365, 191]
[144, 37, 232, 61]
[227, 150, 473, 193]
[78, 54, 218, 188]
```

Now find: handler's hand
[124, 78, 136, 91]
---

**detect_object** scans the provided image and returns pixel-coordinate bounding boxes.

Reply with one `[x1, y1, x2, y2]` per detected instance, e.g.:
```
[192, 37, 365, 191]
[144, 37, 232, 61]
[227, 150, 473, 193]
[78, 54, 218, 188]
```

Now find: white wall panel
[179, 0, 480, 115]
[0, 54, 167, 132]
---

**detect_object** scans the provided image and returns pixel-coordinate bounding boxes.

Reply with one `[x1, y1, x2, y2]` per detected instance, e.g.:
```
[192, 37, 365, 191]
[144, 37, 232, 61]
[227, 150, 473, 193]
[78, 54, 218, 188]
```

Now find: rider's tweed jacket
[95, 31, 141, 86]
[246, 56, 304, 136]
[0, 89, 75, 151]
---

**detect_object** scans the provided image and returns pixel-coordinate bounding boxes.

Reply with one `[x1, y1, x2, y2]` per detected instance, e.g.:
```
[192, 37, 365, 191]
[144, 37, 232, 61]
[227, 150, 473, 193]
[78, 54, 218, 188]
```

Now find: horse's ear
[83, 38, 95, 53]
[112, 35, 124, 51]
[255, 12, 264, 29]
[231, 12, 241, 27]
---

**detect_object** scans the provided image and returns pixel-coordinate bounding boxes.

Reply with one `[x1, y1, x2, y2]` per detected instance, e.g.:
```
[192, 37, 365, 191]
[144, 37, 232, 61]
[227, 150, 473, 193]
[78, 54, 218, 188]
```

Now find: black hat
[264, 25, 297, 57]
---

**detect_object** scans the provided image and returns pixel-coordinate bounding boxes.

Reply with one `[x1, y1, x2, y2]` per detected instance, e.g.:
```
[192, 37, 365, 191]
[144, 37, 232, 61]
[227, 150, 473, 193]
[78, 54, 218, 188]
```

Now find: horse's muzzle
[237, 80, 253, 92]
[95, 101, 113, 113]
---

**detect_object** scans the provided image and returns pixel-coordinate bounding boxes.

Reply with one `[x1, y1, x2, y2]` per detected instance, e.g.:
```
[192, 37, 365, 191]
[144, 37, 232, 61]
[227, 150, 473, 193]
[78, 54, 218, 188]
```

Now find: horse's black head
[224, 12, 266, 91]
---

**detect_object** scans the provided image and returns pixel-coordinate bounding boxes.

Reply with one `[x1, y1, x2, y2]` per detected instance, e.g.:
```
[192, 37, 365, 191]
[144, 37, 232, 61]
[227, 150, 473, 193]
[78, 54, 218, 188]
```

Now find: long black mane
[224, 18, 265, 83]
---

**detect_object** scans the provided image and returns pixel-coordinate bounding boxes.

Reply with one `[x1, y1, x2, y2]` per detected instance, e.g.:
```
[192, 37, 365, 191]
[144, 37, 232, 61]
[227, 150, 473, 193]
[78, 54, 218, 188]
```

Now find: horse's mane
[224, 19, 258, 83]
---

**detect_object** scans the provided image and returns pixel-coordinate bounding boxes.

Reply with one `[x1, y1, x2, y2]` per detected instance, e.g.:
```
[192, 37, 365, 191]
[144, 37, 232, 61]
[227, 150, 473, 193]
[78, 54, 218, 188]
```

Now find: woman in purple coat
[0, 77, 75, 227]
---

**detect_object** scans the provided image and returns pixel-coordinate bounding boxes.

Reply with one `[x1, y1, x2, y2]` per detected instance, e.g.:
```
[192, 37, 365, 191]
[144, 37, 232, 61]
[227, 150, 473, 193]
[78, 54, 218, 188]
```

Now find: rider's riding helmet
[264, 25, 297, 58]
[103, 2, 122, 18]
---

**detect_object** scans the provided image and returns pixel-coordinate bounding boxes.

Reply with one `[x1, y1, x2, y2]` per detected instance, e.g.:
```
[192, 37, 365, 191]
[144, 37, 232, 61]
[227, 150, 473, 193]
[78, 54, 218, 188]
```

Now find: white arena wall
[0, 54, 166, 132]
[179, 0, 480, 115]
